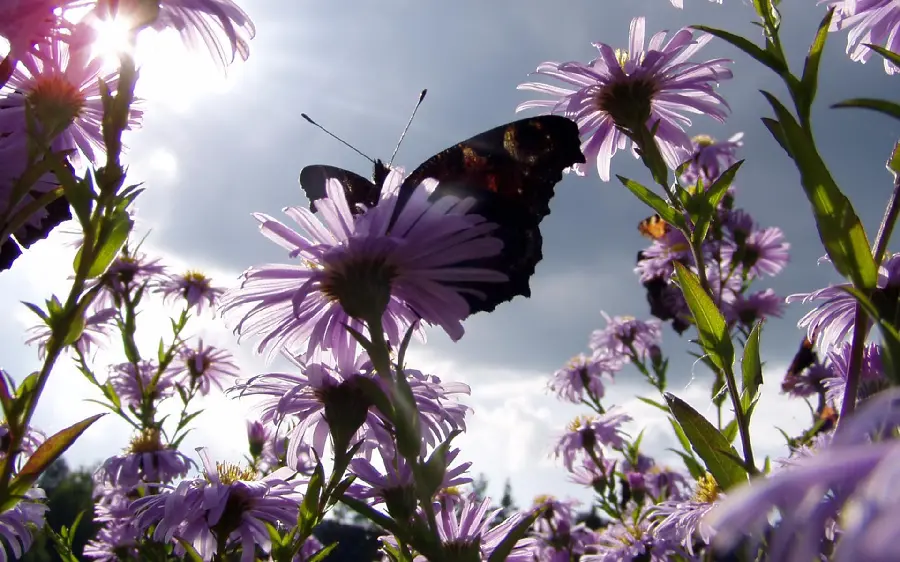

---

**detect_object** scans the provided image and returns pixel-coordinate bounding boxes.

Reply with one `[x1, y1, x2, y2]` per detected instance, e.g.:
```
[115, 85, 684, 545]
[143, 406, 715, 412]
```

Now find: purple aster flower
[635, 229, 691, 283]
[221, 169, 506, 362]
[24, 305, 116, 360]
[678, 133, 743, 186]
[723, 208, 755, 243]
[96, 428, 194, 489]
[0, 420, 45, 473]
[821, 342, 887, 408]
[0, 1, 79, 63]
[823, 0, 900, 75]
[589, 312, 662, 361]
[568, 457, 615, 492]
[649, 473, 721, 555]
[786, 253, 900, 351]
[147, 0, 256, 68]
[348, 445, 472, 510]
[156, 270, 225, 314]
[721, 226, 790, 278]
[96, 251, 167, 306]
[108, 360, 174, 408]
[296, 535, 324, 561]
[584, 511, 685, 561]
[554, 410, 631, 471]
[531, 495, 580, 536]
[706, 389, 900, 562]
[727, 288, 785, 327]
[131, 448, 302, 562]
[0, 31, 143, 165]
[83, 521, 140, 561]
[548, 353, 623, 404]
[169, 340, 240, 395]
[782, 361, 831, 398]
[534, 523, 599, 562]
[516, 17, 732, 181]
[382, 496, 539, 561]
[246, 420, 269, 459]
[0, 487, 48, 561]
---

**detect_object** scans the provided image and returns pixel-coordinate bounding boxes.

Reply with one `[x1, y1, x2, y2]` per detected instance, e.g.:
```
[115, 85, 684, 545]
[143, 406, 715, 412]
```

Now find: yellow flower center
[214, 461, 258, 485]
[128, 428, 163, 454]
[567, 415, 596, 432]
[694, 472, 720, 504]
[26, 73, 86, 138]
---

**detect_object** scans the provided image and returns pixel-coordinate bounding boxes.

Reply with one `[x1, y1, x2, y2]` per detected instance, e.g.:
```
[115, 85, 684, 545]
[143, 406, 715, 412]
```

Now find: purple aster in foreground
[554, 410, 631, 471]
[516, 17, 732, 181]
[348, 445, 472, 511]
[108, 360, 174, 408]
[721, 226, 790, 278]
[169, 340, 240, 395]
[221, 169, 506, 362]
[787, 253, 900, 351]
[96, 428, 194, 489]
[678, 133, 743, 187]
[382, 496, 539, 561]
[589, 312, 662, 361]
[549, 353, 623, 404]
[24, 305, 116, 360]
[822, 341, 886, 408]
[0, 29, 142, 165]
[650, 472, 722, 556]
[0, 487, 48, 562]
[727, 288, 785, 327]
[156, 271, 225, 314]
[823, 0, 900, 75]
[584, 510, 685, 561]
[131, 448, 302, 562]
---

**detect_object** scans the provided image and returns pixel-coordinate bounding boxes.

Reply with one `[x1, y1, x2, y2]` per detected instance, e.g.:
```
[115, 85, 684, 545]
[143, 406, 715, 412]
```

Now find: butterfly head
[372, 159, 390, 189]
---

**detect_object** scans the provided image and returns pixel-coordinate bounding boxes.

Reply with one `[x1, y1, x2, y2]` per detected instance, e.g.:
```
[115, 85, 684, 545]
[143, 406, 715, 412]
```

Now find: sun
[89, 16, 135, 65]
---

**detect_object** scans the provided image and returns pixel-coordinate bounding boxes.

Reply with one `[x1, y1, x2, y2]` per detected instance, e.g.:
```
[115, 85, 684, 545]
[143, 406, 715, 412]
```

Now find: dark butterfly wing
[785, 337, 817, 378]
[392, 115, 586, 314]
[298, 164, 381, 215]
[1, 193, 72, 272]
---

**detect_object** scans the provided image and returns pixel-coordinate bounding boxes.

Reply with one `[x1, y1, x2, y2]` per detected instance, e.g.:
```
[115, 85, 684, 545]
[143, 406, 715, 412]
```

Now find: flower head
[549, 353, 623, 404]
[151, 0, 256, 68]
[96, 428, 194, 489]
[823, 0, 900, 74]
[109, 360, 173, 408]
[221, 170, 506, 362]
[0, 1, 79, 61]
[650, 472, 722, 555]
[25, 305, 117, 360]
[97, 251, 167, 305]
[517, 17, 732, 181]
[584, 511, 684, 561]
[722, 226, 789, 278]
[555, 410, 631, 471]
[156, 271, 225, 314]
[0, 487, 48, 561]
[0, 420, 46, 473]
[678, 133, 743, 186]
[589, 312, 662, 361]
[822, 342, 886, 408]
[727, 288, 785, 327]
[169, 340, 240, 395]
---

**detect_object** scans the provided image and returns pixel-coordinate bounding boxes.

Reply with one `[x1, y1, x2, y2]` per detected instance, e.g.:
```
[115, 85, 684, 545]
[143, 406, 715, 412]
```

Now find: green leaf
[174, 538, 204, 562]
[21, 302, 48, 322]
[741, 321, 764, 414]
[668, 417, 693, 455]
[74, 211, 132, 278]
[761, 92, 878, 290]
[865, 44, 900, 67]
[488, 507, 544, 562]
[832, 98, 900, 123]
[308, 543, 339, 562]
[888, 141, 900, 178]
[798, 9, 833, 122]
[722, 419, 739, 444]
[299, 464, 323, 531]
[761, 117, 791, 156]
[691, 161, 743, 244]
[664, 393, 748, 490]
[673, 263, 734, 372]
[636, 396, 668, 412]
[691, 25, 788, 75]
[6, 414, 105, 508]
[616, 176, 686, 230]
[419, 430, 461, 500]
[671, 450, 706, 480]
[339, 495, 402, 536]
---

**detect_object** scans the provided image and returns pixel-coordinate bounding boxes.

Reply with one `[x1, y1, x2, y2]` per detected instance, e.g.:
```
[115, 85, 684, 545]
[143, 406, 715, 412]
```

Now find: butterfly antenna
[300, 113, 376, 165]
[388, 89, 427, 168]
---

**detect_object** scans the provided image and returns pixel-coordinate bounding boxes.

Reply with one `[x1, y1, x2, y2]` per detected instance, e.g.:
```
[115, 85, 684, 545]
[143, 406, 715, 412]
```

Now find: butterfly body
[298, 115, 586, 314]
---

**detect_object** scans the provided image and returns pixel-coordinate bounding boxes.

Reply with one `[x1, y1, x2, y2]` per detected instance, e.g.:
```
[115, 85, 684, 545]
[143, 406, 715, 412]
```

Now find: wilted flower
[823, 0, 900, 75]
[555, 410, 631, 471]
[678, 133, 743, 186]
[131, 449, 302, 562]
[0, 487, 48, 562]
[170, 340, 240, 395]
[156, 271, 224, 314]
[516, 17, 732, 181]
[96, 428, 194, 489]
[221, 169, 506, 362]
[589, 312, 662, 361]
[108, 360, 174, 408]
[549, 353, 623, 403]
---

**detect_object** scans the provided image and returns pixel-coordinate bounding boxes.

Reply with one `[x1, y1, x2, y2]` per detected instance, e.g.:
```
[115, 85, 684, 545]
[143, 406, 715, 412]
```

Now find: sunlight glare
[90, 16, 134, 65]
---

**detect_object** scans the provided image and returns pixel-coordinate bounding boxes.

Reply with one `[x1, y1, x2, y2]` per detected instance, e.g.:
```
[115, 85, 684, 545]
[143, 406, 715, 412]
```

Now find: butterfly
[298, 115, 586, 314]
[785, 336, 817, 379]
[637, 214, 670, 240]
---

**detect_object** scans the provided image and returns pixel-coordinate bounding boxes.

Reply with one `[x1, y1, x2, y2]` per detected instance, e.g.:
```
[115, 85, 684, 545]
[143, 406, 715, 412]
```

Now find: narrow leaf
[15, 414, 105, 490]
[674, 263, 734, 371]
[832, 98, 900, 123]
[488, 507, 544, 562]
[617, 176, 686, 230]
[691, 25, 788, 74]
[741, 321, 764, 414]
[798, 9, 833, 118]
[865, 44, 900, 67]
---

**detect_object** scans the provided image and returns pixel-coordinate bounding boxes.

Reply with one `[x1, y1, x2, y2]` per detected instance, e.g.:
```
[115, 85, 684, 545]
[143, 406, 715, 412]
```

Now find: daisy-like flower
[584, 511, 684, 561]
[722, 226, 790, 278]
[706, 388, 900, 562]
[83, 522, 140, 562]
[650, 472, 721, 556]
[156, 271, 225, 314]
[787, 253, 900, 352]
[348, 445, 472, 511]
[569, 457, 615, 491]
[822, 341, 886, 408]
[109, 360, 174, 408]
[549, 353, 623, 404]
[531, 495, 580, 536]
[554, 410, 631, 471]
[97, 250, 167, 305]
[634, 229, 691, 283]
[589, 312, 662, 361]
[822, 0, 900, 75]
[25, 305, 116, 360]
[131, 448, 302, 562]
[221, 170, 506, 362]
[0, 487, 48, 561]
[516, 17, 732, 181]
[678, 133, 743, 187]
[382, 496, 539, 561]
[96, 428, 194, 489]
[169, 340, 240, 395]
[0, 30, 143, 165]
[727, 288, 785, 327]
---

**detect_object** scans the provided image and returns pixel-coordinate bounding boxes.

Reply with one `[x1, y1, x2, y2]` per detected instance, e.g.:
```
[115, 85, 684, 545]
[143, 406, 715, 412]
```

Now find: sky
[1, 0, 899, 510]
